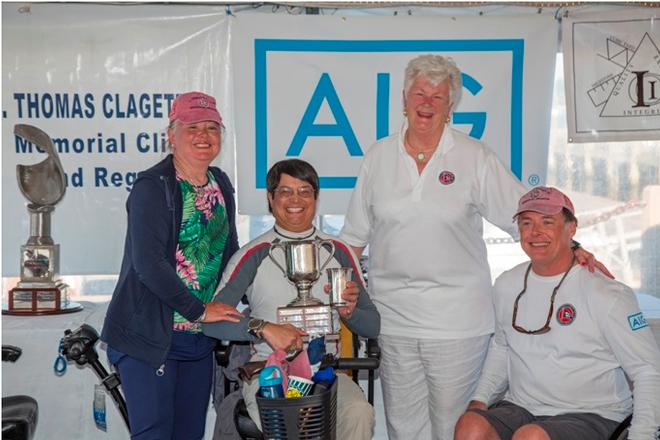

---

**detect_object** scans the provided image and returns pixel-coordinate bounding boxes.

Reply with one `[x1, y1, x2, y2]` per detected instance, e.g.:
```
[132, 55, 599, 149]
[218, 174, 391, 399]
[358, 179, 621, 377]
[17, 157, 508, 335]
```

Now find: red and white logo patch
[438, 171, 455, 185]
[556, 303, 576, 326]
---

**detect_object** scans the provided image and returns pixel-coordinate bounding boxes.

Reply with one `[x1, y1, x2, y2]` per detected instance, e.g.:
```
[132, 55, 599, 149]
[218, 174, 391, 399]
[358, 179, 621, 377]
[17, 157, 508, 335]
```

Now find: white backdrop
[3, 5, 557, 275]
[232, 14, 558, 214]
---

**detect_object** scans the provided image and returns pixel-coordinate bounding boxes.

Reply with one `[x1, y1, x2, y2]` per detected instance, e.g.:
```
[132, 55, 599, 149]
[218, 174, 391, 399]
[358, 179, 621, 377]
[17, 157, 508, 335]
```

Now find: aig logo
[254, 39, 526, 189]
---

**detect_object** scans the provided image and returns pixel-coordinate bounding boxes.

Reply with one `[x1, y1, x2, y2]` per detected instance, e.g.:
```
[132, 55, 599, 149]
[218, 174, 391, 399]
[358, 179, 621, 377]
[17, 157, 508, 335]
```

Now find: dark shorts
[467, 400, 621, 440]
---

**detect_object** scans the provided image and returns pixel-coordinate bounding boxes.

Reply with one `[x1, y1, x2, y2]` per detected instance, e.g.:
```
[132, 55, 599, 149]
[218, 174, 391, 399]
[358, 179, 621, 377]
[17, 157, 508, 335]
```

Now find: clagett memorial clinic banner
[2, 4, 233, 276]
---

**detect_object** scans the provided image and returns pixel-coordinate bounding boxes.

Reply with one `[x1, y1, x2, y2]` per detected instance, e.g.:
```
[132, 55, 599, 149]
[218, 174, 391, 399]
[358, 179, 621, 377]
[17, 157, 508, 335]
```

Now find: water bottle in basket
[258, 365, 284, 399]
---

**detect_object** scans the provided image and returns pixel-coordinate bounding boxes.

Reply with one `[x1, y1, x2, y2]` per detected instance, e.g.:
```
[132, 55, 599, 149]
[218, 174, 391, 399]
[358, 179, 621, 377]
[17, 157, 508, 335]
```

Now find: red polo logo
[556, 304, 576, 326]
[439, 171, 455, 185]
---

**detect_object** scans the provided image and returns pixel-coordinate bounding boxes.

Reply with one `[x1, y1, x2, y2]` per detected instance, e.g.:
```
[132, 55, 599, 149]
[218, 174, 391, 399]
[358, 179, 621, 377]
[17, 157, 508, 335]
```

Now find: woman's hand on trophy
[200, 302, 243, 323]
[262, 323, 306, 355]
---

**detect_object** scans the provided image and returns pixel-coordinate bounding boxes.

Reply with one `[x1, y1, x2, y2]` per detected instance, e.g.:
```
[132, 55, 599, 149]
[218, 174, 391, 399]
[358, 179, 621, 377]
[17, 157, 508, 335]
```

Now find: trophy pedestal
[6, 124, 79, 316]
[277, 304, 337, 339]
[4, 282, 82, 316]
[3, 241, 83, 316]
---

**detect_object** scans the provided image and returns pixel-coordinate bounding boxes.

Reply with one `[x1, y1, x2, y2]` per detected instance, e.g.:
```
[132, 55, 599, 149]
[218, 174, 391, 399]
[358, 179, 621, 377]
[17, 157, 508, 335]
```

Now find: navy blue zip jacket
[101, 154, 239, 368]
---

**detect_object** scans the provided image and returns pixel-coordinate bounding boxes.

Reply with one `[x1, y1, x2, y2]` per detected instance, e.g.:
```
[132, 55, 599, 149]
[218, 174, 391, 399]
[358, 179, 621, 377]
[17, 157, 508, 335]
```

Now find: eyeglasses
[511, 254, 576, 335]
[273, 186, 315, 199]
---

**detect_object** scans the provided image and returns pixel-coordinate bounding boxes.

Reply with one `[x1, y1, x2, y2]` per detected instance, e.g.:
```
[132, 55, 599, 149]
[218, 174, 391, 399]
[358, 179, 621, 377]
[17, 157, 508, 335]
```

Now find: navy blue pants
[108, 332, 215, 440]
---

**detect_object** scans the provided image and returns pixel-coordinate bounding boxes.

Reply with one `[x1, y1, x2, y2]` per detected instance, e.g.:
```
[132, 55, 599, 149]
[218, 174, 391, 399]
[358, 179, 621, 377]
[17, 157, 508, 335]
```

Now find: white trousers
[243, 372, 374, 440]
[379, 334, 491, 440]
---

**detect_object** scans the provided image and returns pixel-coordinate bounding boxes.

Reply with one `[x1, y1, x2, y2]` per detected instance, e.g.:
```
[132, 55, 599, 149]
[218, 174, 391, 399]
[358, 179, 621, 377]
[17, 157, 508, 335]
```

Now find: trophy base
[3, 284, 83, 316]
[277, 304, 337, 338]
[287, 296, 324, 307]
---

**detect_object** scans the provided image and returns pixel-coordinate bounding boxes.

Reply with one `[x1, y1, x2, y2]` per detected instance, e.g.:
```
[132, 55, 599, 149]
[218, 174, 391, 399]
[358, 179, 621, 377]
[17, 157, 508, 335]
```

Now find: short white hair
[403, 54, 462, 105]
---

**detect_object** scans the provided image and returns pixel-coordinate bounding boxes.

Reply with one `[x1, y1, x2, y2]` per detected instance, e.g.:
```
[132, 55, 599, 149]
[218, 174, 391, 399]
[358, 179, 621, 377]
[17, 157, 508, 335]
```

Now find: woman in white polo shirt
[340, 54, 604, 440]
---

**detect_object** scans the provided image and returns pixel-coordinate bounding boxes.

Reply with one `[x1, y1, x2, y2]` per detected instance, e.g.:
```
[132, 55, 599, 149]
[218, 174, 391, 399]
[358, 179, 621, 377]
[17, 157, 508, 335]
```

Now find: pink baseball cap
[513, 186, 575, 219]
[169, 92, 223, 126]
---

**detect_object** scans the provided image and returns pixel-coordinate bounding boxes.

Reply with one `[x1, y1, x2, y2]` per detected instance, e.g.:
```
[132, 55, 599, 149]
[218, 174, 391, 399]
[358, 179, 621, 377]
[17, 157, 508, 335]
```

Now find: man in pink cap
[455, 187, 660, 440]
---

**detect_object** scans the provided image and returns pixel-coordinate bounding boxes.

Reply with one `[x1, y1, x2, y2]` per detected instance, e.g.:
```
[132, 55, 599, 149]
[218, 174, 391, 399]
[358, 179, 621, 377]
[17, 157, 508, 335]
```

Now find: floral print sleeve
[173, 171, 229, 332]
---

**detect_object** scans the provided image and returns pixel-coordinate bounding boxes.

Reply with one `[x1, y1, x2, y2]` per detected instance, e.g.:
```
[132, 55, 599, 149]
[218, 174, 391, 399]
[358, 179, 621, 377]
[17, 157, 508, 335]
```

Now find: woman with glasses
[203, 158, 381, 440]
[101, 91, 243, 439]
[340, 55, 607, 439]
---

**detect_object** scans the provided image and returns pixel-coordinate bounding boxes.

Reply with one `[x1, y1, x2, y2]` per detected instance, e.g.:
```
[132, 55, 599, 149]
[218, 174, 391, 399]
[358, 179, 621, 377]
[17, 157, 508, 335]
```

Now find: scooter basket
[256, 379, 337, 440]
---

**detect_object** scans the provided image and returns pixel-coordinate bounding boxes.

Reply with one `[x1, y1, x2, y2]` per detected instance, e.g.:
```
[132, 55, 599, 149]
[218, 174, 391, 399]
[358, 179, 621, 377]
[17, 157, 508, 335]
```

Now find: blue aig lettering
[376, 73, 390, 140]
[287, 73, 363, 157]
[452, 73, 487, 139]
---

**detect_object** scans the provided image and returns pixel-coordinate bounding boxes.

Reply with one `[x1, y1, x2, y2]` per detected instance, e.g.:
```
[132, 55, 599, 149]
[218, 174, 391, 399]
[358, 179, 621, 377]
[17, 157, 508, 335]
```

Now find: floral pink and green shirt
[173, 171, 229, 332]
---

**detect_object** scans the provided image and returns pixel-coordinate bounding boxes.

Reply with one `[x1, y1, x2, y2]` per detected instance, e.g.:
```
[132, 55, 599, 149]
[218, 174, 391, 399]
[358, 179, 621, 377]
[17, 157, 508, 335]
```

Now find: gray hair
[403, 54, 462, 106]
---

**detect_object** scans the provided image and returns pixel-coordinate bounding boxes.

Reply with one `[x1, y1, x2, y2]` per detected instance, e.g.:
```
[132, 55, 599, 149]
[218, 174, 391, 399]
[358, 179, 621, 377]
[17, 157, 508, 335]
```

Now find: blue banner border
[254, 39, 524, 188]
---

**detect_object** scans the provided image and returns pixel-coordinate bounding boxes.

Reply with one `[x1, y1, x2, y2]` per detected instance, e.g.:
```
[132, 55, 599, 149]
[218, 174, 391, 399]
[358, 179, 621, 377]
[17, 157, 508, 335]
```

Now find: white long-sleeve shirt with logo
[473, 263, 660, 440]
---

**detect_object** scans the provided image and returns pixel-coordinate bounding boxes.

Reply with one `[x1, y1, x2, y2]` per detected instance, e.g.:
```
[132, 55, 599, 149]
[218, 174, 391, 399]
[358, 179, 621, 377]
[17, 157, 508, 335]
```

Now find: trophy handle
[268, 242, 288, 278]
[317, 239, 336, 272]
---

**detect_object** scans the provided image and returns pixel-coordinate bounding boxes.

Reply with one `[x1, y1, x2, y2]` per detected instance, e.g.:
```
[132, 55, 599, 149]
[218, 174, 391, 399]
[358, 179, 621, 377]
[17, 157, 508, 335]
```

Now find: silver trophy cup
[269, 238, 335, 306]
[326, 267, 353, 307]
[269, 238, 338, 338]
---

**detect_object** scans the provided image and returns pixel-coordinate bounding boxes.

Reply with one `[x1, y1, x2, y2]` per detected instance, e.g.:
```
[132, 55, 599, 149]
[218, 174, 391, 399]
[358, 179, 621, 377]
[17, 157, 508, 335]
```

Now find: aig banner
[231, 14, 558, 214]
[2, 4, 232, 276]
[563, 9, 660, 142]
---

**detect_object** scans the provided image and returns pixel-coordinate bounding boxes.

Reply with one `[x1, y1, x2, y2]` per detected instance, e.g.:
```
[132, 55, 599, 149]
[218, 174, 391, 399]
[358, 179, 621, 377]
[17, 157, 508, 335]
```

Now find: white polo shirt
[340, 122, 526, 339]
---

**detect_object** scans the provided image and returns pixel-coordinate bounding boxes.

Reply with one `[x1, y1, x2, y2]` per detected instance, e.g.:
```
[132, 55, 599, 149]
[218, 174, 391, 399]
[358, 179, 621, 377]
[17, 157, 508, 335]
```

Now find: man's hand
[466, 400, 487, 411]
[574, 247, 614, 279]
[201, 302, 243, 323]
[262, 323, 306, 354]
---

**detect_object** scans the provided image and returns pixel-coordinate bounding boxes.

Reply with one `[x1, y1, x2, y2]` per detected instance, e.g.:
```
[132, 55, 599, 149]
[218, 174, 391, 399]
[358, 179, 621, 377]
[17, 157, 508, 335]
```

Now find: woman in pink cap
[102, 91, 242, 439]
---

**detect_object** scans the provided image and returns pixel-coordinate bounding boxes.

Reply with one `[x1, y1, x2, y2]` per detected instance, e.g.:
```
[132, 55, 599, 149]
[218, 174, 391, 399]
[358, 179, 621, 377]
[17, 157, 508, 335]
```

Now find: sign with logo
[563, 9, 660, 142]
[232, 14, 558, 214]
[627, 311, 649, 331]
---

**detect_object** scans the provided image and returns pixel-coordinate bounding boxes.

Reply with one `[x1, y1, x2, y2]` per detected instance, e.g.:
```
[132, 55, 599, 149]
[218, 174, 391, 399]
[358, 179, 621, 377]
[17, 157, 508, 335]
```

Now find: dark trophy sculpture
[4, 124, 82, 315]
